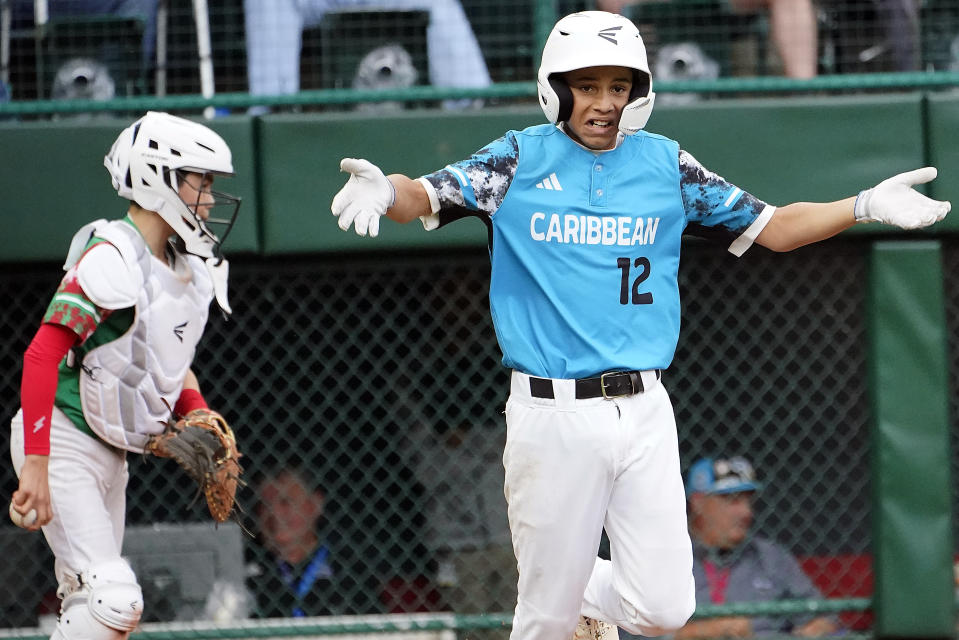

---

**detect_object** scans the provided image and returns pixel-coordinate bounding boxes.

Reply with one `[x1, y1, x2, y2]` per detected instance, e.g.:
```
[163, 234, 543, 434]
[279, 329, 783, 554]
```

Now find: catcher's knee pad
[50, 592, 135, 640]
[52, 559, 143, 639]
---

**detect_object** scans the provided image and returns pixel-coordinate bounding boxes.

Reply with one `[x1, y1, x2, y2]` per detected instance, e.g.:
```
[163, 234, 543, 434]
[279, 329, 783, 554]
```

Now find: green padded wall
[650, 93, 927, 208]
[0, 116, 259, 263]
[869, 241, 954, 639]
[1, 94, 950, 260]
[256, 108, 543, 254]
[926, 93, 959, 216]
[258, 94, 933, 254]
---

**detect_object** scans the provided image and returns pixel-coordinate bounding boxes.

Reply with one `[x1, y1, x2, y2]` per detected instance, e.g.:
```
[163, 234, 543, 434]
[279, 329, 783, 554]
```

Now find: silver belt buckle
[600, 371, 630, 399]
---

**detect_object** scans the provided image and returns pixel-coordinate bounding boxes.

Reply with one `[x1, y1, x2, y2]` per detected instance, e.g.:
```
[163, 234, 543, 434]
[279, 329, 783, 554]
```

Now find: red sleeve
[21, 323, 78, 455]
[174, 388, 208, 417]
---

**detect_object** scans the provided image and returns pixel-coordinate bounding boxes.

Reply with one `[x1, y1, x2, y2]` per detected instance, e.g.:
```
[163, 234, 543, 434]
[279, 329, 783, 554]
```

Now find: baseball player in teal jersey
[330, 11, 950, 640]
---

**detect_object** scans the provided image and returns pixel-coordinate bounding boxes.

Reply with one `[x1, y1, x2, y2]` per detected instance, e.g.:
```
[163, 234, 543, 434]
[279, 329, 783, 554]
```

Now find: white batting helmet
[537, 11, 656, 135]
[104, 111, 240, 259]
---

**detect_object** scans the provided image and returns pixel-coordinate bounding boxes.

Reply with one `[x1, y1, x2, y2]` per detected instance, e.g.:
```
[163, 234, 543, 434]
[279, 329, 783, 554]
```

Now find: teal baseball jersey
[421, 123, 771, 379]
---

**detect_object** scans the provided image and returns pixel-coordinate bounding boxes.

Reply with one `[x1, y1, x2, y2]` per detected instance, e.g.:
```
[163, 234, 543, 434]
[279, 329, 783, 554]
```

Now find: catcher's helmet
[104, 111, 240, 259]
[537, 11, 656, 135]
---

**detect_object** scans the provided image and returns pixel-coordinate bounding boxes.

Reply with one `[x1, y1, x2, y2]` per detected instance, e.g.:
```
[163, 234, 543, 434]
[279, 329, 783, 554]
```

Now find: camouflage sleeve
[421, 131, 520, 224]
[679, 148, 768, 235]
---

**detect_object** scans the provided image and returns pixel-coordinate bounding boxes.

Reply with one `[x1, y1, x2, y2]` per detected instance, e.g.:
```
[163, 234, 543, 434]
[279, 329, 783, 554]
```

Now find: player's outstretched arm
[756, 166, 951, 252]
[331, 158, 431, 236]
[385, 173, 432, 224]
[756, 197, 857, 252]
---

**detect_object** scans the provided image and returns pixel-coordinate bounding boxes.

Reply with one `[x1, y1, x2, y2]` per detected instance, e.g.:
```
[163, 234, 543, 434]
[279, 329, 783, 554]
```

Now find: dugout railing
[3, 71, 959, 117]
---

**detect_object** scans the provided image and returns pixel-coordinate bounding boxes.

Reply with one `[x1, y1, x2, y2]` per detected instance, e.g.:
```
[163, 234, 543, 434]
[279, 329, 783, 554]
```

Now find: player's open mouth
[589, 119, 612, 128]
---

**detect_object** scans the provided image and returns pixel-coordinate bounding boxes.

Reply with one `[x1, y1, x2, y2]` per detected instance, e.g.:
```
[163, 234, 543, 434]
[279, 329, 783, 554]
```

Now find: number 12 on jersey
[618, 257, 653, 305]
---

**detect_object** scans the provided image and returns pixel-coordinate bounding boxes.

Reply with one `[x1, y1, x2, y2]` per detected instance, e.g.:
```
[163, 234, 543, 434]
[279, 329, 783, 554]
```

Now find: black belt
[528, 370, 661, 400]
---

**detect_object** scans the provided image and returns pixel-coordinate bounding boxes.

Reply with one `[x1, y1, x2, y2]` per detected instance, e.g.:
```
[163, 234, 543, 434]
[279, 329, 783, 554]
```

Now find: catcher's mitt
[147, 408, 243, 523]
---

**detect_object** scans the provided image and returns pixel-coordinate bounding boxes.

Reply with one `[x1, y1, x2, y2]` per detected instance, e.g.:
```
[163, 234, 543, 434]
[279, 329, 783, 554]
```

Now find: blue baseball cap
[686, 457, 761, 497]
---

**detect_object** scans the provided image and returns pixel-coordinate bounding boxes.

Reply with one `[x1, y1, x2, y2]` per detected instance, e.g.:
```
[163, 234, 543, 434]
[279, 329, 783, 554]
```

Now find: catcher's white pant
[505, 372, 696, 640]
[10, 408, 130, 601]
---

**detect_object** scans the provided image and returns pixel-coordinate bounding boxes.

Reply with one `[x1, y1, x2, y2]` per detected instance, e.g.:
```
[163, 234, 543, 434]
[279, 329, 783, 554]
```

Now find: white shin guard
[51, 560, 143, 640]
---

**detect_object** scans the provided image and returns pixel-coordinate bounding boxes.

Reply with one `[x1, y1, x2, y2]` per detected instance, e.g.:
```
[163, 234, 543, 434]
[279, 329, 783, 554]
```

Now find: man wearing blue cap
[676, 457, 839, 639]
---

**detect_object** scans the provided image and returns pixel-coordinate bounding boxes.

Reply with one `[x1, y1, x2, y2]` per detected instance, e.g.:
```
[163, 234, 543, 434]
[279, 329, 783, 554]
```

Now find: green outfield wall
[1, 91, 957, 261]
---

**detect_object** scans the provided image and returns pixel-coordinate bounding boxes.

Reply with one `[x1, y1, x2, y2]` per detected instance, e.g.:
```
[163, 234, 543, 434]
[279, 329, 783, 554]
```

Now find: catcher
[8, 111, 243, 639]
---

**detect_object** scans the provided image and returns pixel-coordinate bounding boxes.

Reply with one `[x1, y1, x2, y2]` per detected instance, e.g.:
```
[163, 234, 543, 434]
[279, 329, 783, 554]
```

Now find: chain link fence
[0, 235, 888, 631]
[2, 1, 959, 113]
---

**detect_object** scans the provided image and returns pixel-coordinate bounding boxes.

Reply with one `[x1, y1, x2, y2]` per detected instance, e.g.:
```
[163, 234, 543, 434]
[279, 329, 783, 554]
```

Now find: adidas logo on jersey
[535, 173, 563, 191]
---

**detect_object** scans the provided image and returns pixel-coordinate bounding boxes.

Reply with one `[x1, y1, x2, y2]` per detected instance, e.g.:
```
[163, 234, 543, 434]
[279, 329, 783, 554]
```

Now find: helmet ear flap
[548, 74, 573, 123]
[630, 70, 651, 102]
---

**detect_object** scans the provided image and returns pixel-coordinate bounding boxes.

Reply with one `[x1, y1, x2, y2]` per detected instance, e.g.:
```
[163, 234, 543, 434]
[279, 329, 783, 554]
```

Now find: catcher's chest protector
[79, 221, 214, 452]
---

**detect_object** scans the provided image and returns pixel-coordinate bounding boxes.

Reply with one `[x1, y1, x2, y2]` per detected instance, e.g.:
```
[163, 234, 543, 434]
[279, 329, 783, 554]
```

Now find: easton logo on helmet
[597, 25, 621, 44]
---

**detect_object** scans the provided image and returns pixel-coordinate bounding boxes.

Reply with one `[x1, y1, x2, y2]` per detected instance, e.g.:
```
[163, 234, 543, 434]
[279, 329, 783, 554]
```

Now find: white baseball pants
[504, 372, 696, 640]
[10, 408, 129, 599]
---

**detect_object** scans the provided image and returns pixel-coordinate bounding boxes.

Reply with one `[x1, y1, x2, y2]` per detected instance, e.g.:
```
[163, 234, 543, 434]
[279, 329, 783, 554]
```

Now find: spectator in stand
[597, 0, 818, 78]
[243, 0, 491, 112]
[246, 465, 381, 618]
[675, 456, 839, 639]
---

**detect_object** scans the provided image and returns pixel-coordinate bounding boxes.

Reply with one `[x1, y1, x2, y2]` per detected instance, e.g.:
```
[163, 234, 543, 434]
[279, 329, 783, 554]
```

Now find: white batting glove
[854, 167, 951, 230]
[331, 158, 396, 237]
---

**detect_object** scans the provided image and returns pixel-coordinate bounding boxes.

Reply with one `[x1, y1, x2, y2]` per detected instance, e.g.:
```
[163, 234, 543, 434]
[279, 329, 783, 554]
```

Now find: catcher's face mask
[174, 170, 242, 262]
